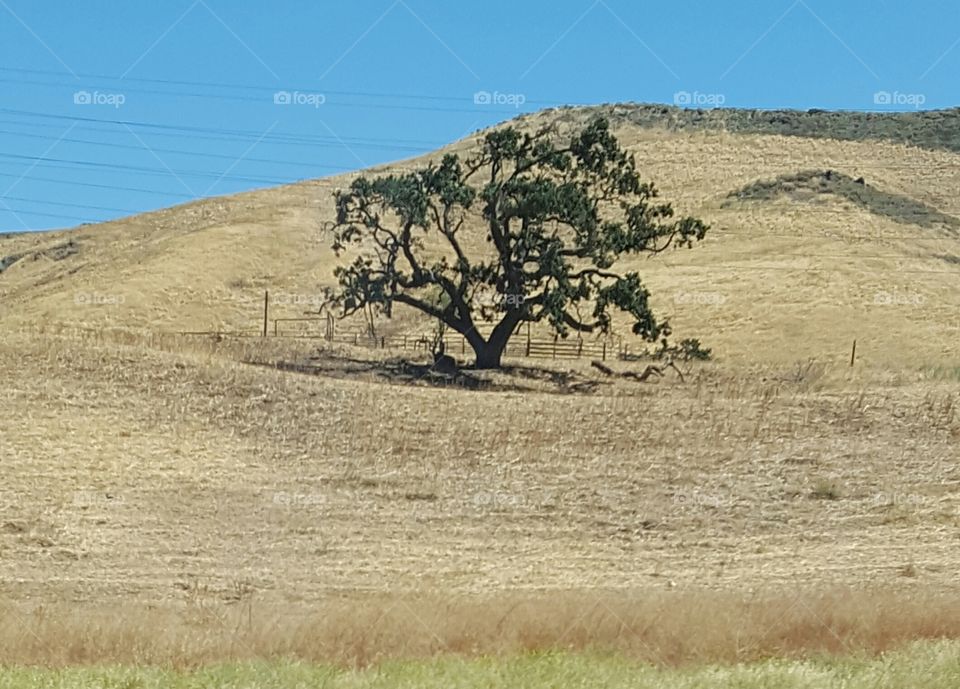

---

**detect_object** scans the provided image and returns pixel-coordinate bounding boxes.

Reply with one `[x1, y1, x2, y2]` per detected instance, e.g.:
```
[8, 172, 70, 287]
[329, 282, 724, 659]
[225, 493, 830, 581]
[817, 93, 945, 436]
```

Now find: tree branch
[562, 311, 598, 333]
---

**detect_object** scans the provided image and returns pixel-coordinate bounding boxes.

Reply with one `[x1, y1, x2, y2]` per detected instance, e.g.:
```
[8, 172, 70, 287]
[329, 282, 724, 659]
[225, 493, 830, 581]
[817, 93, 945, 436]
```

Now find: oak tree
[331, 117, 708, 369]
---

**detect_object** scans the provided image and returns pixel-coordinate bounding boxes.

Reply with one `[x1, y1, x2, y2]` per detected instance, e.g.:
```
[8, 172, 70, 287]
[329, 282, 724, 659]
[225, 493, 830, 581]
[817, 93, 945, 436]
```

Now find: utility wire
[0, 206, 99, 222]
[0, 128, 368, 169]
[0, 152, 298, 185]
[0, 194, 136, 214]
[0, 76, 526, 115]
[0, 170, 195, 198]
[0, 108, 447, 150]
[0, 65, 561, 106]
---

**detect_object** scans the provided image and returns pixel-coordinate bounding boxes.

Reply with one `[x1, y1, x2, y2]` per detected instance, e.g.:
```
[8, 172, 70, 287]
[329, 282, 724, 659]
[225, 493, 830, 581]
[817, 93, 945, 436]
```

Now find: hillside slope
[2, 106, 959, 366]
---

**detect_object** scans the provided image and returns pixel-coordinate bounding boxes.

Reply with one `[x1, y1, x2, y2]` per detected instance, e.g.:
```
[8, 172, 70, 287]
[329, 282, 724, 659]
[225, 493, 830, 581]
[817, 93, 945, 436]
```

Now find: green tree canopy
[330, 117, 708, 369]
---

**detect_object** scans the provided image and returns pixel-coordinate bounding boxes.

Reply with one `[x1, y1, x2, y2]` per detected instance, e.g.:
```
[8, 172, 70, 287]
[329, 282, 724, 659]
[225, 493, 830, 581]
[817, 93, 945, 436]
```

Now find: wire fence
[22, 321, 640, 365]
[269, 316, 627, 361]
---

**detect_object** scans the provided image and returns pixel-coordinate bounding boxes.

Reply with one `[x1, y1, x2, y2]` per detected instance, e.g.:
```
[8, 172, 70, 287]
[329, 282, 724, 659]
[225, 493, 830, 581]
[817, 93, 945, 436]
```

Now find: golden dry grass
[0, 327, 958, 665]
[4, 590, 960, 668]
[1, 111, 959, 668]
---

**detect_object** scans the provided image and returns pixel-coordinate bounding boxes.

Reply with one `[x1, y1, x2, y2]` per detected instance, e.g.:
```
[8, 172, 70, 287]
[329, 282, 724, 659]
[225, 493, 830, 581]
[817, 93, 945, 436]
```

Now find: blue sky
[1, 0, 957, 232]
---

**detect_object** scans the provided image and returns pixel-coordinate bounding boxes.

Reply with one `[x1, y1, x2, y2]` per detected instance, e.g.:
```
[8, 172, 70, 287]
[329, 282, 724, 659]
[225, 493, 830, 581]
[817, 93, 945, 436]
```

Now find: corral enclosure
[1, 105, 960, 666]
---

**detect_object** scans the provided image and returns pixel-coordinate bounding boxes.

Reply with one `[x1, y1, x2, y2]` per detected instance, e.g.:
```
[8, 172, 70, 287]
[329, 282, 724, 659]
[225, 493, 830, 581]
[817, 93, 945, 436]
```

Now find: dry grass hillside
[2, 105, 959, 366]
[2, 106, 960, 666]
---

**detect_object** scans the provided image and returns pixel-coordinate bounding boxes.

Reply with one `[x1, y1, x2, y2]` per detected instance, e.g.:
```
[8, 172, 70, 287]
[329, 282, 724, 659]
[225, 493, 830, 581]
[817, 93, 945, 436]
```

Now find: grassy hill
[2, 105, 958, 366]
[2, 105, 960, 668]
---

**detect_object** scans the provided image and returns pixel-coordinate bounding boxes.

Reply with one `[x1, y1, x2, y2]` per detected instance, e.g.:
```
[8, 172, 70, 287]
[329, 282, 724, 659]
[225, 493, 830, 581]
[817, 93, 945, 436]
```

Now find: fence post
[553, 337, 557, 359]
[850, 339, 857, 367]
[403, 335, 406, 350]
[354, 333, 358, 345]
[578, 340, 583, 358]
[262, 290, 269, 337]
[602, 341, 606, 361]
[381, 336, 385, 349]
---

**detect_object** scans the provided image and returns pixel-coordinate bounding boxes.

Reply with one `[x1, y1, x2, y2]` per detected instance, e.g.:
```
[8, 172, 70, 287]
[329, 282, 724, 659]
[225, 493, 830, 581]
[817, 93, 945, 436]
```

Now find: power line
[0, 75, 527, 115]
[0, 170, 195, 198]
[0, 152, 298, 185]
[0, 205, 99, 223]
[0, 109, 446, 150]
[0, 116, 438, 155]
[0, 128, 366, 170]
[0, 65, 562, 107]
[0, 194, 136, 214]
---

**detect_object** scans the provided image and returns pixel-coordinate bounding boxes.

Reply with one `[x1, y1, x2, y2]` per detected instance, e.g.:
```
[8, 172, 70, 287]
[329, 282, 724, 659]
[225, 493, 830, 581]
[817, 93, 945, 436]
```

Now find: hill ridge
[529, 104, 960, 155]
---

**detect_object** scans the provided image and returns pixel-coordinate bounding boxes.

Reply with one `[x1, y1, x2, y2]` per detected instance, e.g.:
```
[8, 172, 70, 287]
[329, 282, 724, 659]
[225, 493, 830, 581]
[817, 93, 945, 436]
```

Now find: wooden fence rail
[178, 290, 634, 361]
[27, 322, 626, 362]
[267, 316, 622, 361]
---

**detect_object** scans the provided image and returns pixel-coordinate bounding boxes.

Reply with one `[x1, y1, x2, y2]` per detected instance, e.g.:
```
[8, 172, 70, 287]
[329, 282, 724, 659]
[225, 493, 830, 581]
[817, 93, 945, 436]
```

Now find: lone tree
[330, 117, 708, 369]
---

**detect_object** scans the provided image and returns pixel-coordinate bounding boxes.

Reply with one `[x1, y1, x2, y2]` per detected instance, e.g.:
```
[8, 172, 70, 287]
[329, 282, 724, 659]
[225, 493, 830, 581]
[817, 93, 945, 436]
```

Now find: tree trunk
[473, 341, 507, 369]
[468, 312, 520, 370]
